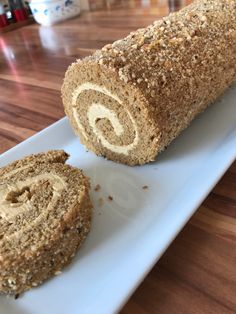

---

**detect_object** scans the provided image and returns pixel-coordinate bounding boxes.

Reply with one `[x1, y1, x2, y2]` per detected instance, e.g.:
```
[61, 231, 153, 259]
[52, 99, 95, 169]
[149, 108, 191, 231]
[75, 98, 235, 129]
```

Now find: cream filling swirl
[72, 82, 139, 155]
[0, 173, 66, 221]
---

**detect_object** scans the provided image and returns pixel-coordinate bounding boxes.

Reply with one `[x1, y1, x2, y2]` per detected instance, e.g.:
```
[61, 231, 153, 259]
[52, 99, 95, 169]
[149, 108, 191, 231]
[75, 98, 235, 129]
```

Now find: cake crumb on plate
[94, 184, 101, 191]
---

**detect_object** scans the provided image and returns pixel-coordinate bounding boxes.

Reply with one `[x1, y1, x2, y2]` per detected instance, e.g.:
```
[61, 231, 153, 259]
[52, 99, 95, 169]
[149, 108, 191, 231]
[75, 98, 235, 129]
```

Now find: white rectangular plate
[0, 85, 236, 314]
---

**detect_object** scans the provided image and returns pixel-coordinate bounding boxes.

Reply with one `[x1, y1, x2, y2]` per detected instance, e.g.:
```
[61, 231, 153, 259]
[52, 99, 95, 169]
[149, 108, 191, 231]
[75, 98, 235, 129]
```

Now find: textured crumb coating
[62, 0, 236, 165]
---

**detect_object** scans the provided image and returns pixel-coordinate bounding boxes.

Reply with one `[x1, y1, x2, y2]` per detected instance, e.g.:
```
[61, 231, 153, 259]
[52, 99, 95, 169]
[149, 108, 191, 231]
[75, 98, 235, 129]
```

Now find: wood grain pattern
[0, 0, 235, 313]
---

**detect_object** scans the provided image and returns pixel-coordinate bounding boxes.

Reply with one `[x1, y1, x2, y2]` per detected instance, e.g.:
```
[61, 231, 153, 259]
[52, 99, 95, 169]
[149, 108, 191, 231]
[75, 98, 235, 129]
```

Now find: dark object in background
[168, 0, 183, 12]
[0, 14, 8, 27]
[24, 1, 32, 16]
[0, 2, 8, 27]
[4, 3, 14, 23]
[8, 0, 28, 21]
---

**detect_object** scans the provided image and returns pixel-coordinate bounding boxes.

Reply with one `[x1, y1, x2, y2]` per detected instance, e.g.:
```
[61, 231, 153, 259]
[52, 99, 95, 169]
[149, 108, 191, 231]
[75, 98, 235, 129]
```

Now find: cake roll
[62, 0, 236, 166]
[0, 150, 92, 295]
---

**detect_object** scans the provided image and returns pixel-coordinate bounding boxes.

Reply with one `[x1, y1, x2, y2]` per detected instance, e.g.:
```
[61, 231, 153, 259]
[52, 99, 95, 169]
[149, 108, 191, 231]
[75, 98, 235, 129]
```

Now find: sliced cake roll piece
[0, 150, 92, 295]
[62, 0, 236, 166]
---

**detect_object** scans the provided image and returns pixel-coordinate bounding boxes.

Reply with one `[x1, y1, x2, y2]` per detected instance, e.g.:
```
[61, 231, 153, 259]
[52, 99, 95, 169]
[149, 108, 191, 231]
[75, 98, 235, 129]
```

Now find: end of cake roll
[62, 60, 161, 166]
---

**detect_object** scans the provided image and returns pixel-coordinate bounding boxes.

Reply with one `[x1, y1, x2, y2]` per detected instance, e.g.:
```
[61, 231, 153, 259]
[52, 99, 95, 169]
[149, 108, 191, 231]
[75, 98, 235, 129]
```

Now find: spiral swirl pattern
[0, 171, 66, 240]
[0, 151, 92, 294]
[72, 83, 139, 155]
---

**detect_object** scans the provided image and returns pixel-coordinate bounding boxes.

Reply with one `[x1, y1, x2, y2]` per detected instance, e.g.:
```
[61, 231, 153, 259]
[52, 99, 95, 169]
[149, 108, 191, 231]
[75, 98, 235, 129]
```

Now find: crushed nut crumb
[94, 184, 101, 192]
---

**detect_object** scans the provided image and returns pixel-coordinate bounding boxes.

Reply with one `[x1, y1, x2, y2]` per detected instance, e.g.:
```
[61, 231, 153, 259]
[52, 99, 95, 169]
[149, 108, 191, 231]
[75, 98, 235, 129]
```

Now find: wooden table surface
[0, 1, 235, 313]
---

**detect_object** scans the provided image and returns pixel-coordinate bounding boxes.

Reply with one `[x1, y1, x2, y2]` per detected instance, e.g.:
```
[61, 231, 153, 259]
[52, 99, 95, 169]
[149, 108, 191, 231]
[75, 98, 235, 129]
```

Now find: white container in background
[0, 2, 5, 15]
[29, 0, 80, 26]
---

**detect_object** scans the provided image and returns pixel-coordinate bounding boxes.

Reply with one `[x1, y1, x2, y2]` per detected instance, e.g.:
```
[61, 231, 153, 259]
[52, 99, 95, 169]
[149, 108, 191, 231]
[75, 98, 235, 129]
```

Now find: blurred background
[0, 0, 192, 30]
